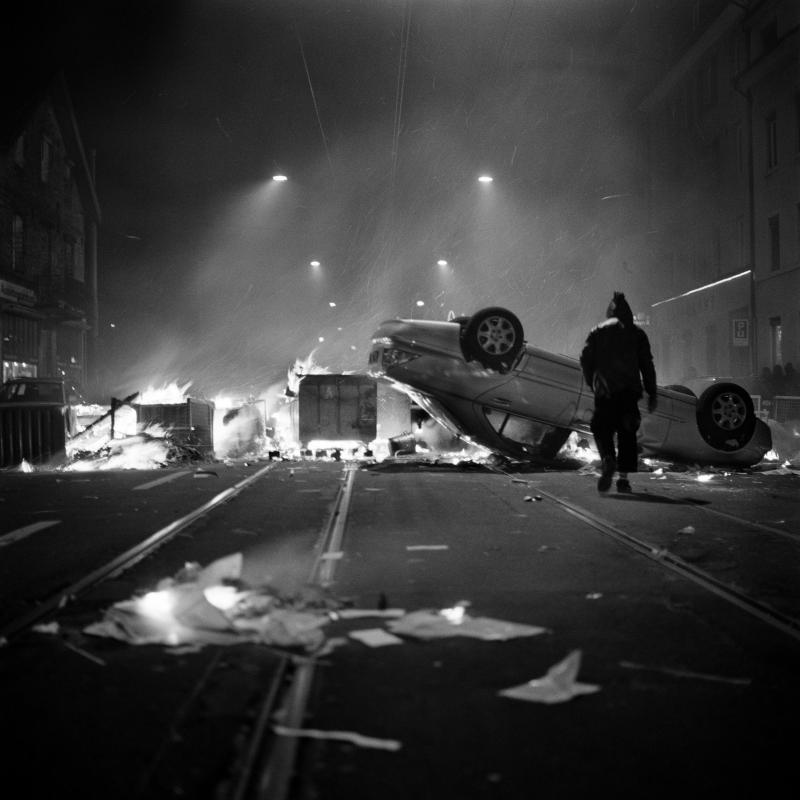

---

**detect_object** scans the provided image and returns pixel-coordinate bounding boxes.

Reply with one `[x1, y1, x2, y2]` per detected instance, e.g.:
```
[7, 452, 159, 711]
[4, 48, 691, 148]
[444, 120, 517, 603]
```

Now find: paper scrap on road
[406, 545, 449, 551]
[387, 609, 546, 641]
[334, 609, 405, 619]
[83, 552, 341, 652]
[273, 725, 401, 751]
[499, 650, 600, 704]
[349, 628, 404, 647]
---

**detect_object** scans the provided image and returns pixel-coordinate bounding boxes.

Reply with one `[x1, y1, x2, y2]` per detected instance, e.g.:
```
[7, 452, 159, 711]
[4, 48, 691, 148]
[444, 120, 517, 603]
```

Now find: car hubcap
[477, 316, 516, 355]
[711, 392, 746, 431]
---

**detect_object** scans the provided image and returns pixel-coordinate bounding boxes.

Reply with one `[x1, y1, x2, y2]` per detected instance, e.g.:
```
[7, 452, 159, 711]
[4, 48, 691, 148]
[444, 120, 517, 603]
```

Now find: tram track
[1, 460, 357, 800]
[0, 462, 276, 641]
[220, 465, 357, 800]
[496, 468, 800, 644]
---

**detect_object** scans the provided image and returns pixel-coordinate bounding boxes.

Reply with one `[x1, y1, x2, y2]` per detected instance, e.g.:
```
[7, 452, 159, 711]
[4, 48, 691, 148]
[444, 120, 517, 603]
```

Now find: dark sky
[15, 0, 677, 399]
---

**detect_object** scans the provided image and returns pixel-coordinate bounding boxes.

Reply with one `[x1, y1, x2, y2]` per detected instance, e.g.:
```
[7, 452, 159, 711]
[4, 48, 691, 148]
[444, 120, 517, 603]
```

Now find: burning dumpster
[291, 374, 377, 450]
[133, 398, 215, 457]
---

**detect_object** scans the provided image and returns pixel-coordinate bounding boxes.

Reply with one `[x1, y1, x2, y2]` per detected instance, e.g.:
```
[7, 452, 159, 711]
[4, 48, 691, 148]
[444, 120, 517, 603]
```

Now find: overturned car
[368, 307, 772, 467]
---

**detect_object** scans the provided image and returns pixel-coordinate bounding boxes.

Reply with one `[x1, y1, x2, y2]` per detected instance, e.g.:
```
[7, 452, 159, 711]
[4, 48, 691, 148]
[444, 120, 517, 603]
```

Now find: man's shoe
[616, 478, 632, 493]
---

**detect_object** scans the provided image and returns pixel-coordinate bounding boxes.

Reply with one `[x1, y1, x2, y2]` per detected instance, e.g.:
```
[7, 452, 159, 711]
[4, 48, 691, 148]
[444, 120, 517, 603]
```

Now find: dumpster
[133, 399, 215, 456]
[291, 374, 377, 449]
[0, 378, 77, 467]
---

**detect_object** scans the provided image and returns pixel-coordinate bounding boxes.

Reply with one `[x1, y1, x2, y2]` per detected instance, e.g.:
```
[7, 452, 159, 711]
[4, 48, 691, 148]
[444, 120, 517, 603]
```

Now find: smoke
[83, 0, 666, 399]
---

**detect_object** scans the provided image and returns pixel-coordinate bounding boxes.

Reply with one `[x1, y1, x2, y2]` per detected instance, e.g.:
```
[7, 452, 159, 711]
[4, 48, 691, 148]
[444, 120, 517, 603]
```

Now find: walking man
[580, 292, 658, 493]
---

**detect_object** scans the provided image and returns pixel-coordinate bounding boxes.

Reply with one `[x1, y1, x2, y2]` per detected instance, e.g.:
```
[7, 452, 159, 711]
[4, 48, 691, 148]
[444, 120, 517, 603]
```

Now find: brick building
[0, 72, 100, 394]
[637, 0, 799, 387]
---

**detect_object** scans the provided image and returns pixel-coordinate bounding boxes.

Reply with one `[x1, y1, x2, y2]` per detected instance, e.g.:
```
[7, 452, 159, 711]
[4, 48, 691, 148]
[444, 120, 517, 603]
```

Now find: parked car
[367, 307, 772, 467]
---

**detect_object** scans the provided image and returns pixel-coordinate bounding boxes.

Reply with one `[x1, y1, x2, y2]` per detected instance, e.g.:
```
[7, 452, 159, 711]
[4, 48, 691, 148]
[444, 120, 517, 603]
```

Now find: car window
[484, 408, 541, 446]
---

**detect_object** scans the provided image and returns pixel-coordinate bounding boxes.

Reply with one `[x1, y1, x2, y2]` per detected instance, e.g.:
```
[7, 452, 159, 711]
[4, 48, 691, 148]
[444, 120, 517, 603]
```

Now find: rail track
[2, 461, 798, 798]
[495, 466, 800, 644]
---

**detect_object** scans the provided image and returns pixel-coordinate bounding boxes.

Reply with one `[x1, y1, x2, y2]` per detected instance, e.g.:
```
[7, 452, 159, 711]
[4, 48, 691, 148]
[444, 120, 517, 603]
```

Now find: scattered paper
[388, 609, 546, 641]
[32, 621, 60, 634]
[499, 650, 600, 704]
[273, 725, 401, 751]
[334, 609, 405, 619]
[84, 552, 334, 651]
[406, 545, 449, 551]
[349, 628, 404, 647]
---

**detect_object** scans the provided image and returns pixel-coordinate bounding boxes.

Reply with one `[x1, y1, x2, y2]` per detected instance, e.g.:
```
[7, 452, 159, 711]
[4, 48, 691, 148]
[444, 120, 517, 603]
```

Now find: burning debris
[84, 553, 346, 652]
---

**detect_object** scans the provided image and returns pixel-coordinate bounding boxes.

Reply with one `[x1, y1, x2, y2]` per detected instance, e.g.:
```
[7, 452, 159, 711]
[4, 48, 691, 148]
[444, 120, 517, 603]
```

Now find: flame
[286, 351, 329, 396]
[139, 381, 193, 404]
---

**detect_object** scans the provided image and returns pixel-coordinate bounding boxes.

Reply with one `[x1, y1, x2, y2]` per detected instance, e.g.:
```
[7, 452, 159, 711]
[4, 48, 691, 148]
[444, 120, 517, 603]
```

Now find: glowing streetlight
[478, 175, 493, 184]
[416, 300, 425, 307]
[310, 260, 321, 267]
[272, 174, 288, 182]
[329, 301, 336, 307]
[437, 259, 448, 267]
[318, 336, 325, 343]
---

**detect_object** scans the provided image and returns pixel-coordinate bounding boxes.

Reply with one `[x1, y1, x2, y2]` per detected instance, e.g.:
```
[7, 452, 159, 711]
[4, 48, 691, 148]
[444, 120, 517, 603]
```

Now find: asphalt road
[1, 457, 799, 799]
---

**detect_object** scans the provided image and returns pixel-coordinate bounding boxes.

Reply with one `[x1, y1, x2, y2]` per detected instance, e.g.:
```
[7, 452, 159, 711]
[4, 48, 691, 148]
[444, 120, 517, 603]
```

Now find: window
[14, 135, 25, 167]
[12, 216, 24, 272]
[737, 216, 746, 269]
[698, 55, 717, 111]
[41, 136, 52, 182]
[796, 92, 800, 153]
[770, 317, 783, 366]
[761, 19, 778, 53]
[73, 238, 85, 282]
[766, 112, 777, 170]
[735, 124, 744, 175]
[796, 203, 800, 262]
[705, 324, 717, 376]
[768, 214, 781, 271]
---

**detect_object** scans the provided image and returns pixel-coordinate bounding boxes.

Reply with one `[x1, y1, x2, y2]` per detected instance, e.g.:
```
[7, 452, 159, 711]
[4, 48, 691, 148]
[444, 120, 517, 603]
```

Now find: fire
[139, 381, 192, 404]
[286, 351, 329, 397]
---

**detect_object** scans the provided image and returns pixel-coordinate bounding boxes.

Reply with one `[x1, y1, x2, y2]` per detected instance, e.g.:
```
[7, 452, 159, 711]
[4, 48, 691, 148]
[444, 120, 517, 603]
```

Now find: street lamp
[272, 174, 288, 182]
[478, 175, 493, 184]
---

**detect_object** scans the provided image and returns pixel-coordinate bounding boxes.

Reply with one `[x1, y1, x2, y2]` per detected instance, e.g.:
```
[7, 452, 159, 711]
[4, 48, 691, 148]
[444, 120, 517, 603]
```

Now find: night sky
[13, 1, 680, 401]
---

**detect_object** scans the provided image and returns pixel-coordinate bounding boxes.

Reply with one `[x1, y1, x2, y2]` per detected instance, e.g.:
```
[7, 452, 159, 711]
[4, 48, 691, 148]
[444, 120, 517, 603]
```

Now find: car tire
[696, 382, 756, 451]
[460, 307, 524, 371]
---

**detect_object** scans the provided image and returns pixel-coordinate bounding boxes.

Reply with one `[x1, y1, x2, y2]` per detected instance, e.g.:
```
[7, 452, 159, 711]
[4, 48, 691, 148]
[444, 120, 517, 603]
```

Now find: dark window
[761, 19, 778, 52]
[12, 216, 24, 272]
[768, 214, 780, 271]
[41, 136, 52, 182]
[796, 92, 800, 152]
[14, 135, 25, 167]
[766, 112, 778, 170]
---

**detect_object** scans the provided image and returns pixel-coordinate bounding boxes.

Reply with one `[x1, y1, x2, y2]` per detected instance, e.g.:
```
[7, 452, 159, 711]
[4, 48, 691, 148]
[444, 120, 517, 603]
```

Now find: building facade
[638, 0, 798, 388]
[0, 72, 100, 394]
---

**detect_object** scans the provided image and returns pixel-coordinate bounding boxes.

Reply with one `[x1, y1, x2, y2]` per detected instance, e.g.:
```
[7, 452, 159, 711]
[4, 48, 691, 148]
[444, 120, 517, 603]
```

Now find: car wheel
[460, 307, 524, 371]
[696, 382, 756, 451]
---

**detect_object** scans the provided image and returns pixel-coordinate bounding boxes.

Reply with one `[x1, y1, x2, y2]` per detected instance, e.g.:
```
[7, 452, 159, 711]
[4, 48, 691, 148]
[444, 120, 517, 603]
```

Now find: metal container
[292, 374, 377, 449]
[0, 405, 68, 467]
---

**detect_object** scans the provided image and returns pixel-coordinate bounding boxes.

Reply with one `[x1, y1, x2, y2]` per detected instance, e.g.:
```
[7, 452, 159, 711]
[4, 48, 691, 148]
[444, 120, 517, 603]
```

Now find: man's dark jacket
[580, 317, 657, 400]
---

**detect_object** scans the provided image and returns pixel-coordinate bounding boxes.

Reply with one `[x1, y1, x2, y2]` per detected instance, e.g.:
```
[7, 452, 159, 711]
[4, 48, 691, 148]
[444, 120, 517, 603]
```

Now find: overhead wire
[390, 1, 412, 189]
[295, 26, 334, 176]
